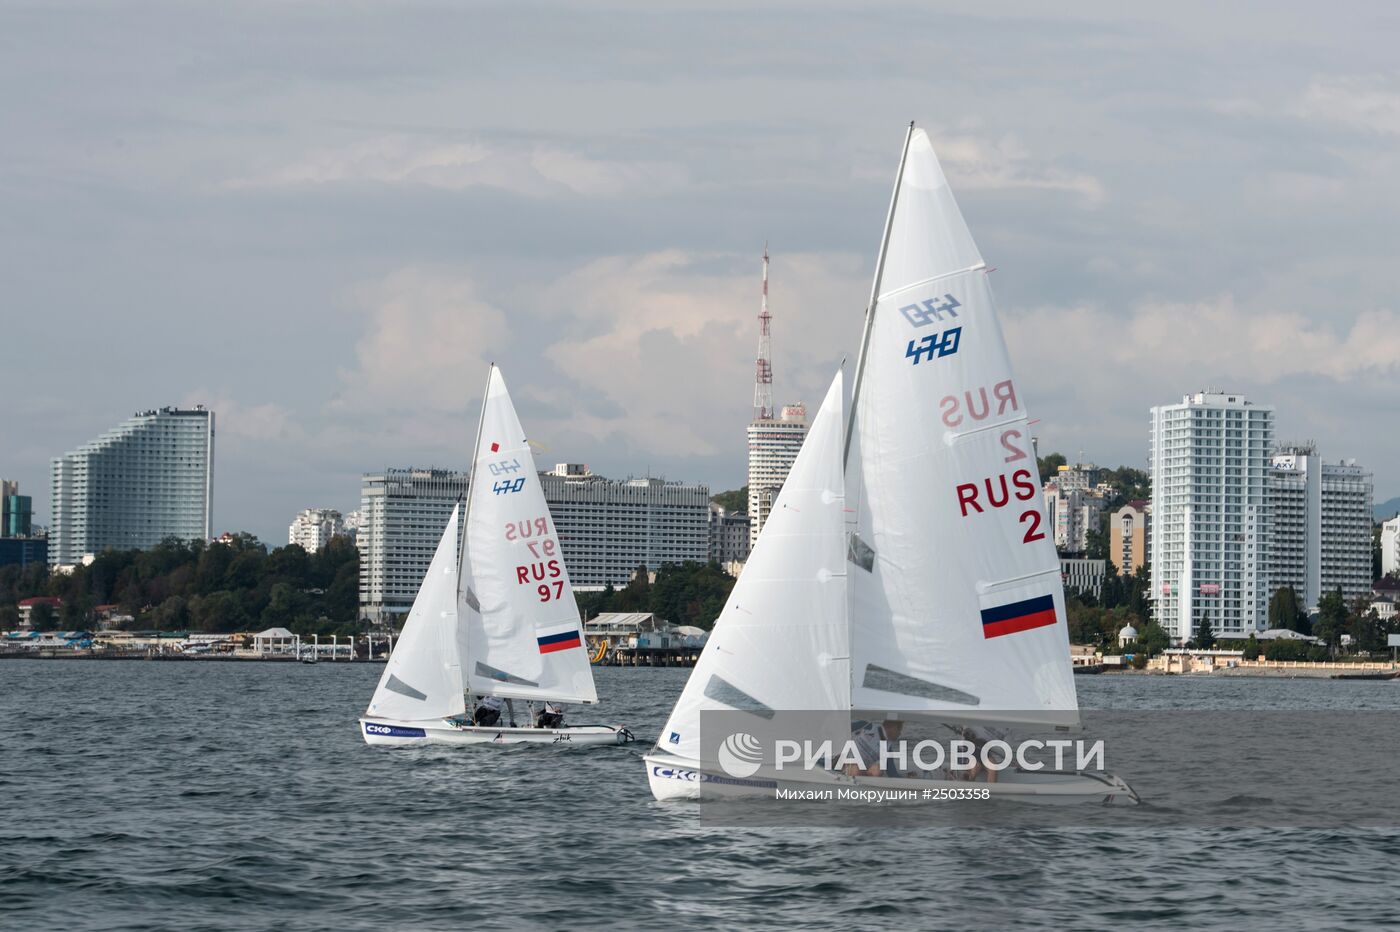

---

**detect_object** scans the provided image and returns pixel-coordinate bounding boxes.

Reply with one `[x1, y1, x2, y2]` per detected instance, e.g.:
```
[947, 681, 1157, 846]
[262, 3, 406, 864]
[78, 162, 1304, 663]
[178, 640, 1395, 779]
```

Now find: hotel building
[746, 404, 807, 547]
[1149, 392, 1273, 642]
[49, 406, 214, 566]
[357, 468, 469, 625]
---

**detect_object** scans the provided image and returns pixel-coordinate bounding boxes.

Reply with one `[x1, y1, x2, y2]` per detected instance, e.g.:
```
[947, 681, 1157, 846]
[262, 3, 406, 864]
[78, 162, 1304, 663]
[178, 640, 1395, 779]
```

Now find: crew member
[535, 702, 564, 729]
[844, 717, 905, 777]
[473, 695, 504, 727]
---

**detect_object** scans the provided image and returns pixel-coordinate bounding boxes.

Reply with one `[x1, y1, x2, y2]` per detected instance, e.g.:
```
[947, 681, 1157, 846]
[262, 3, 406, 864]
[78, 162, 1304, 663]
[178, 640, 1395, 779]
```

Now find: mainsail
[460, 367, 598, 704]
[365, 505, 466, 722]
[845, 127, 1079, 723]
[655, 371, 850, 761]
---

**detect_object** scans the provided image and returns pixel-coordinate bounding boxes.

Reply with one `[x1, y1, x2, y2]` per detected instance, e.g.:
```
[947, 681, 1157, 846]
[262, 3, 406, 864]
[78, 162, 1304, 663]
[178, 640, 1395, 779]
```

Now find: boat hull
[643, 751, 1139, 805]
[361, 717, 633, 747]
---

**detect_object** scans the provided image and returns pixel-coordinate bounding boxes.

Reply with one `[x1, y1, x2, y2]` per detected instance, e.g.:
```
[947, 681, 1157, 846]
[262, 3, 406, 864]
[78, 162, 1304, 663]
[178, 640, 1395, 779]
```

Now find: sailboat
[644, 125, 1137, 803]
[360, 366, 633, 747]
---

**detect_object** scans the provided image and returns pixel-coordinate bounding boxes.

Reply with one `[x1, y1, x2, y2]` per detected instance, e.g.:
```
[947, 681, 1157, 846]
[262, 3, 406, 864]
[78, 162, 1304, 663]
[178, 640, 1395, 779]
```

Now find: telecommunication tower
[753, 245, 773, 420]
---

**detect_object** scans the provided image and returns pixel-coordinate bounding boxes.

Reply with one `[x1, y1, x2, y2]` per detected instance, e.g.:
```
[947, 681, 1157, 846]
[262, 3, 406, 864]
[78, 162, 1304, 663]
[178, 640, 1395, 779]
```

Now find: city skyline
[3, 3, 1399, 545]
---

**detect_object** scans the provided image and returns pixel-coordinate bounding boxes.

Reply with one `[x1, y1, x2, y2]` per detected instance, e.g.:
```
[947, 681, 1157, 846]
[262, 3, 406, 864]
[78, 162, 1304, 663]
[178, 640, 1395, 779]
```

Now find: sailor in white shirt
[472, 695, 504, 726]
[845, 717, 905, 777]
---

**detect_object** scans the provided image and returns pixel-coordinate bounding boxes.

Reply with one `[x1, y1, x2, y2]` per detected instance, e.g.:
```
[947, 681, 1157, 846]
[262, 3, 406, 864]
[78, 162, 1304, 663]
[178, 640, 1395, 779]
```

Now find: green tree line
[711, 487, 748, 514]
[577, 562, 736, 630]
[0, 534, 360, 635]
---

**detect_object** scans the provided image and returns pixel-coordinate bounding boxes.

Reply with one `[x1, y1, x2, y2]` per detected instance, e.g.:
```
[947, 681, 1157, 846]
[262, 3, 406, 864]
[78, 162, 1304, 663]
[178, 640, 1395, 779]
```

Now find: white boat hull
[361, 717, 633, 747]
[643, 751, 1139, 806]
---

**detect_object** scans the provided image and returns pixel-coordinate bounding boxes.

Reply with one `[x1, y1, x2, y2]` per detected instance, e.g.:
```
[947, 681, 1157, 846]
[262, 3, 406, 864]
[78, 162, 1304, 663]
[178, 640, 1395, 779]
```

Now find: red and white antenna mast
[753, 244, 774, 420]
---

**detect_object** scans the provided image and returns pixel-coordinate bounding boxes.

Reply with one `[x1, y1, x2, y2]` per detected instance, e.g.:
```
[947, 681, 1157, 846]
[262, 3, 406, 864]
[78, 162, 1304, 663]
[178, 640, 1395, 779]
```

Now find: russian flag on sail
[980, 594, 1058, 639]
[537, 627, 583, 654]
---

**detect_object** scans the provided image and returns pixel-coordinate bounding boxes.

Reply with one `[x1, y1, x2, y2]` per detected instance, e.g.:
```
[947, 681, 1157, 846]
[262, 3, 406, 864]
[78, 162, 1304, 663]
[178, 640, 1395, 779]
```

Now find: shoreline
[0, 651, 382, 663]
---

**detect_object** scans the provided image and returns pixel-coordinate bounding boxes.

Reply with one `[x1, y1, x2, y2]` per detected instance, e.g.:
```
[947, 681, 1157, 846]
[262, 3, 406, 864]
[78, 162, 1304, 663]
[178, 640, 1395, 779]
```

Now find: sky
[2, 1, 1398, 544]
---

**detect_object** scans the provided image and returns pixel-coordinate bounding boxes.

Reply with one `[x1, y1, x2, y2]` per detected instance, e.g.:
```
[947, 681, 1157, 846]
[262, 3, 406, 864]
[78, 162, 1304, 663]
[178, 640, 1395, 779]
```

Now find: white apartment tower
[1149, 392, 1273, 642]
[540, 465, 710, 589]
[1381, 516, 1400, 579]
[50, 406, 214, 566]
[1043, 476, 1104, 554]
[746, 403, 807, 547]
[358, 468, 469, 625]
[1268, 449, 1372, 607]
[289, 508, 346, 554]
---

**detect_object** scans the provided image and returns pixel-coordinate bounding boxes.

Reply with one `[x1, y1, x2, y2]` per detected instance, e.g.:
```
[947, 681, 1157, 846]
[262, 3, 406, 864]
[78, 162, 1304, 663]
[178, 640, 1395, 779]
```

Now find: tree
[28, 602, 57, 631]
[190, 590, 251, 633]
[612, 565, 652, 612]
[1265, 639, 1309, 662]
[1313, 587, 1348, 654]
[1268, 587, 1309, 634]
[1085, 526, 1109, 561]
[711, 487, 748, 514]
[1037, 452, 1066, 484]
[157, 595, 192, 630]
[1135, 620, 1170, 657]
[1194, 615, 1216, 650]
[1347, 600, 1383, 654]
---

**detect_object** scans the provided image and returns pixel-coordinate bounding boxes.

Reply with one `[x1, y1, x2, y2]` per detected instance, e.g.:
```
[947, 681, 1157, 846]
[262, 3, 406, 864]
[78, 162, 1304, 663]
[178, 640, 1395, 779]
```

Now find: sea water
[2, 660, 1398, 930]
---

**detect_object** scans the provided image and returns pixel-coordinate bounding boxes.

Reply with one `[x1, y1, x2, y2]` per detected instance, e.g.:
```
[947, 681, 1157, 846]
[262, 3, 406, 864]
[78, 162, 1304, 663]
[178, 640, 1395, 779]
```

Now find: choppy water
[3, 660, 1399, 930]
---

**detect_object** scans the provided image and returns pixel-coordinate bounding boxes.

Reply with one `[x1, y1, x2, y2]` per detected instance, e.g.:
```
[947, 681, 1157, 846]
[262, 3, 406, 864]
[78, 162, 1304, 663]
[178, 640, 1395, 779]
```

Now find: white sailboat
[644, 125, 1137, 803]
[361, 366, 633, 747]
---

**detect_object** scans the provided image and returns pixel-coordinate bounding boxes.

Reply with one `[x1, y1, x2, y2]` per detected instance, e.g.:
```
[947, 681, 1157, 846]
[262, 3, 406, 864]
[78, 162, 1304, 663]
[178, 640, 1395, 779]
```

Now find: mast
[459, 362, 495, 597]
[844, 121, 915, 465]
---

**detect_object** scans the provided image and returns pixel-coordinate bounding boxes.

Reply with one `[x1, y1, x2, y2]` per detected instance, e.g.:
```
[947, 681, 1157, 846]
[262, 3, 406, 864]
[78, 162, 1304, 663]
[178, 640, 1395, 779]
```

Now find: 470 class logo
[899, 293, 960, 328]
[899, 293, 962, 366]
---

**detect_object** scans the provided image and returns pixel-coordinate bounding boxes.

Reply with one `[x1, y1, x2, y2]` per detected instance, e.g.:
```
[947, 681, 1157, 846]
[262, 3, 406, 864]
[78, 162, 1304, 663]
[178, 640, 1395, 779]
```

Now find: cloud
[1298, 75, 1400, 136]
[228, 134, 688, 197]
[1012, 295, 1400, 390]
[332, 267, 510, 416]
[181, 392, 300, 442]
[858, 130, 1106, 207]
[530, 250, 865, 457]
[938, 134, 1107, 206]
[1003, 294, 1400, 468]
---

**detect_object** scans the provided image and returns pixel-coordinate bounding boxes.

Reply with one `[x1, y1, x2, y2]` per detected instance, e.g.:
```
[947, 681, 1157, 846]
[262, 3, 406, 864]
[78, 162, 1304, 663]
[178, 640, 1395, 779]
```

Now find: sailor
[844, 717, 904, 777]
[534, 701, 564, 730]
[952, 724, 1000, 783]
[472, 695, 504, 727]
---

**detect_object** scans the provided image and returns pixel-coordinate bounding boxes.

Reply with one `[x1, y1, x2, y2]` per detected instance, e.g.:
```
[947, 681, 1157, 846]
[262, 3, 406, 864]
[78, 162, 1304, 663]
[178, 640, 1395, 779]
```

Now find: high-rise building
[49, 406, 214, 566]
[1043, 467, 1105, 555]
[1268, 446, 1373, 607]
[1149, 392, 1273, 642]
[1382, 517, 1400, 579]
[708, 502, 750, 571]
[358, 468, 469, 626]
[1319, 458, 1373, 602]
[540, 465, 710, 589]
[1109, 500, 1149, 576]
[747, 404, 807, 546]
[289, 508, 347, 554]
[1, 479, 33, 538]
